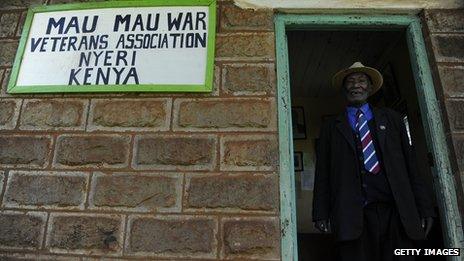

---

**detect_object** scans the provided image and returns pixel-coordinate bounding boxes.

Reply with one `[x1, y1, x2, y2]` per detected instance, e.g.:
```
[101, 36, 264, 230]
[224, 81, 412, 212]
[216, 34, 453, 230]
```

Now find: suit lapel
[335, 112, 355, 152]
[372, 107, 387, 153]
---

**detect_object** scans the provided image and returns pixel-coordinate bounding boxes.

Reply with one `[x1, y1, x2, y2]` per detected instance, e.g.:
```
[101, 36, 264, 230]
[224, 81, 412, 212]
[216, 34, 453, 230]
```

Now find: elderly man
[312, 62, 435, 260]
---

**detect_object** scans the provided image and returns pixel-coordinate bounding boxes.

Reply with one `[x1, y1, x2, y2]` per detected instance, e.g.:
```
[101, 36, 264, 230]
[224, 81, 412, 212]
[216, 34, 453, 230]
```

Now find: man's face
[343, 72, 372, 106]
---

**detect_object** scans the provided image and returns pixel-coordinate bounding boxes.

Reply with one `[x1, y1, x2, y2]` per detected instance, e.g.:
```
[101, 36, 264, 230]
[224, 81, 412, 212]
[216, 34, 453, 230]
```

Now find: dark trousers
[336, 202, 415, 261]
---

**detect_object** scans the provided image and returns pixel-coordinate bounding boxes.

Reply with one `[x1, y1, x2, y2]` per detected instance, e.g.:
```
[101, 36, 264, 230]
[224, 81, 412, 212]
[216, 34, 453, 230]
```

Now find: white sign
[9, 3, 216, 93]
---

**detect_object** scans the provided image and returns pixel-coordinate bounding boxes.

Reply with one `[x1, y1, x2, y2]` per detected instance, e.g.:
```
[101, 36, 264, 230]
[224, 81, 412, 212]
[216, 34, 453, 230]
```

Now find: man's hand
[421, 217, 433, 237]
[315, 220, 329, 233]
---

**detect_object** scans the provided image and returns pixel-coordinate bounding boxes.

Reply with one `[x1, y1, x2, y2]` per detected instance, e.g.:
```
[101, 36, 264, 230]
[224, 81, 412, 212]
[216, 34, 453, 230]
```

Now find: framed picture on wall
[294, 151, 304, 171]
[292, 106, 307, 139]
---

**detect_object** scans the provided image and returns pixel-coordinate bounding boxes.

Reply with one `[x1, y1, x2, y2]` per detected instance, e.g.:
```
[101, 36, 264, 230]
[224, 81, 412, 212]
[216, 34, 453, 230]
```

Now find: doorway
[288, 29, 443, 260]
[275, 15, 464, 261]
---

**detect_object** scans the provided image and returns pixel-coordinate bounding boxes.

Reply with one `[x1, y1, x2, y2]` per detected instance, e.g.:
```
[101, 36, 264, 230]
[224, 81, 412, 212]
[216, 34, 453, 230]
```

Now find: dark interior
[287, 29, 444, 261]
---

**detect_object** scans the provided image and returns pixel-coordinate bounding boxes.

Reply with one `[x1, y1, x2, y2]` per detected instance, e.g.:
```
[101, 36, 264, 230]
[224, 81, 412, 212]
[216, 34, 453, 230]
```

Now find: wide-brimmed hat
[332, 62, 383, 95]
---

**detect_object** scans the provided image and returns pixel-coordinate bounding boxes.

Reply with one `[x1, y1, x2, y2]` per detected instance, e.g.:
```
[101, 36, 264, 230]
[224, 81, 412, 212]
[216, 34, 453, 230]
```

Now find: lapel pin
[380, 125, 386, 130]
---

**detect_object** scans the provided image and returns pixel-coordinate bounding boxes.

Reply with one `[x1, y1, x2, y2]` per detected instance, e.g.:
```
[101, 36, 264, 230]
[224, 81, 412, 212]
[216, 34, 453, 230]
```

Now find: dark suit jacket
[312, 106, 435, 241]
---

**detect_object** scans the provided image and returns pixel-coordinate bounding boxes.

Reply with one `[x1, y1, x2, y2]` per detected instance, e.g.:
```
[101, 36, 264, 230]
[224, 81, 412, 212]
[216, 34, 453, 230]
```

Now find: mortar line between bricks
[217, 215, 223, 259]
[122, 213, 129, 257]
[436, 61, 464, 66]
[0, 38, 20, 45]
[181, 172, 186, 214]
[46, 134, 58, 170]
[0, 167, 279, 175]
[84, 171, 93, 210]
[41, 212, 50, 251]
[0, 95, 277, 101]
[216, 60, 276, 65]
[0, 66, 12, 70]
[220, 29, 275, 33]
[128, 134, 135, 171]
[445, 97, 464, 101]
[0, 128, 279, 135]
[0, 130, 278, 135]
[216, 31, 274, 35]
[215, 58, 276, 63]
[219, 93, 277, 98]
[0, 248, 222, 260]
[13, 98, 24, 131]
[217, 63, 222, 97]
[0, 37, 20, 42]
[215, 134, 221, 172]
[0, 207, 279, 217]
[430, 32, 464, 36]
[0, 170, 9, 207]
[10, 98, 22, 129]
[0, 68, 4, 89]
[169, 97, 175, 131]
[83, 98, 91, 132]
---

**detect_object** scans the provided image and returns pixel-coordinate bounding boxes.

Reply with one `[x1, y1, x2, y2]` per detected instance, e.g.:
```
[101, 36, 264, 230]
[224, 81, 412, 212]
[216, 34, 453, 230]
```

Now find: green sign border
[8, 0, 217, 93]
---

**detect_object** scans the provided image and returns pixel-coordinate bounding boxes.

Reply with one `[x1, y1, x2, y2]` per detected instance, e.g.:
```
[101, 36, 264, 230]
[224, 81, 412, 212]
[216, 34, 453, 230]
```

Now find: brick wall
[423, 10, 464, 218]
[0, 0, 280, 260]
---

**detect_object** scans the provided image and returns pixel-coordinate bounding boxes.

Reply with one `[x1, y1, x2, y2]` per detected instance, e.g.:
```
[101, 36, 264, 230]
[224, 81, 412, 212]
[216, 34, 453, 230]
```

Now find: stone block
[222, 217, 279, 260]
[0, 99, 20, 130]
[0, 12, 20, 38]
[219, 4, 273, 31]
[0, 0, 44, 9]
[185, 173, 278, 212]
[222, 63, 276, 95]
[431, 35, 464, 63]
[54, 135, 130, 168]
[3, 171, 88, 209]
[133, 135, 216, 170]
[221, 135, 278, 171]
[0, 135, 51, 168]
[438, 65, 464, 98]
[19, 99, 88, 130]
[425, 9, 464, 33]
[126, 215, 217, 258]
[89, 172, 181, 212]
[46, 213, 124, 255]
[174, 98, 276, 131]
[88, 98, 171, 131]
[446, 99, 464, 131]
[216, 33, 275, 60]
[0, 40, 18, 67]
[0, 211, 46, 250]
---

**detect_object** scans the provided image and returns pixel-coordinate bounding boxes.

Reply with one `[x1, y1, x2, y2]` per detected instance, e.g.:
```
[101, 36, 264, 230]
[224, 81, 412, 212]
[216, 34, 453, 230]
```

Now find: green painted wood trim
[406, 18, 464, 260]
[275, 15, 299, 261]
[275, 14, 464, 261]
[278, 14, 416, 30]
[8, 0, 216, 94]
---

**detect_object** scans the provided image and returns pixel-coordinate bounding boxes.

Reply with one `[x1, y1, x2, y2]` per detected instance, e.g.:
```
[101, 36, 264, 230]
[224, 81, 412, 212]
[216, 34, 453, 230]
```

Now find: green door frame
[275, 14, 464, 261]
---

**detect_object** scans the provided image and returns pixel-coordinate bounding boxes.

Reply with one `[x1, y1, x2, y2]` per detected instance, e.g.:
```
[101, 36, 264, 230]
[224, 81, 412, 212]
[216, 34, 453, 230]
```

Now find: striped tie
[356, 109, 380, 174]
